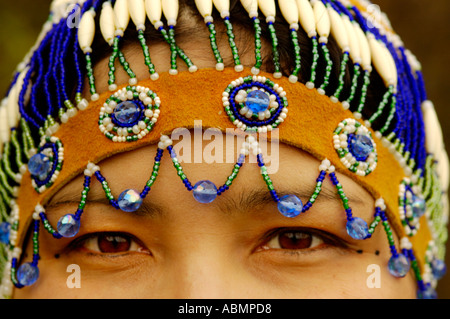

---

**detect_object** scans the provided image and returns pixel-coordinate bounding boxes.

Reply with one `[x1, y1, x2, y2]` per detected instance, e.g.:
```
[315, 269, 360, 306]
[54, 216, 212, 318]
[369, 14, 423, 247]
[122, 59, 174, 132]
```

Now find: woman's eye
[80, 233, 148, 255]
[262, 229, 325, 251]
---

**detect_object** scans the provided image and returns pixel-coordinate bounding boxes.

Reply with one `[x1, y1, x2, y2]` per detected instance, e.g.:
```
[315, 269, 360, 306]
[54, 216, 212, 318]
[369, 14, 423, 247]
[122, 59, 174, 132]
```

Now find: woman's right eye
[76, 232, 150, 255]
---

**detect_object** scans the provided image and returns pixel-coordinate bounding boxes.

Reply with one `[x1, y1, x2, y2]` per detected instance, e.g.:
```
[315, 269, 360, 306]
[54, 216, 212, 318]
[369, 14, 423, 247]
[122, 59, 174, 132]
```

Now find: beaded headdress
[0, 0, 448, 299]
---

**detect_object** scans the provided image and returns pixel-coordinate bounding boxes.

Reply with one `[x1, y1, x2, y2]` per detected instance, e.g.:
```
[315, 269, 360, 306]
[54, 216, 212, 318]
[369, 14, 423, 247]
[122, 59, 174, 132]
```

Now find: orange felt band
[16, 68, 430, 269]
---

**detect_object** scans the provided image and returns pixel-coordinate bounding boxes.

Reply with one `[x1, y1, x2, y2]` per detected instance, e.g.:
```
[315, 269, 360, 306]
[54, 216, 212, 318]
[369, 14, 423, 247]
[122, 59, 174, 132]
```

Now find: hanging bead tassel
[78, 7, 99, 101]
[212, 0, 243, 72]
[279, 0, 301, 83]
[259, 0, 281, 77]
[195, 0, 225, 71]
[328, 5, 351, 102]
[129, 0, 158, 79]
[312, 0, 332, 94]
[240, 0, 262, 74]
[297, 0, 319, 88]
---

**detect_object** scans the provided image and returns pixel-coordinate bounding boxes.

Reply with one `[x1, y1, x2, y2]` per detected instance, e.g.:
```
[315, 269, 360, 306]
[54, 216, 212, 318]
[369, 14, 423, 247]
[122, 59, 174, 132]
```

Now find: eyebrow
[45, 180, 365, 219]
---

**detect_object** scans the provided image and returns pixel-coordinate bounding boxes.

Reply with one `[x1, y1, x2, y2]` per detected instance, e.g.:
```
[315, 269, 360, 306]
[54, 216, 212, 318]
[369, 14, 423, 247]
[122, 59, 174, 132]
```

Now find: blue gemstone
[346, 217, 369, 240]
[349, 134, 373, 161]
[431, 259, 447, 280]
[17, 262, 39, 286]
[193, 180, 218, 203]
[411, 195, 426, 218]
[28, 153, 51, 180]
[388, 253, 411, 277]
[113, 101, 142, 125]
[277, 194, 303, 218]
[118, 189, 143, 212]
[57, 214, 81, 238]
[245, 90, 270, 113]
[0, 222, 11, 244]
[419, 284, 438, 299]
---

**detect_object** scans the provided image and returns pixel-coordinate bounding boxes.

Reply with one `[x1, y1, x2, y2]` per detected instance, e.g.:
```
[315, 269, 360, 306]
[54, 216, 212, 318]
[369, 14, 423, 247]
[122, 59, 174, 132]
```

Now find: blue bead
[57, 214, 81, 238]
[277, 195, 303, 218]
[0, 222, 11, 244]
[28, 153, 51, 180]
[17, 262, 39, 286]
[388, 253, 410, 277]
[118, 189, 143, 212]
[245, 90, 270, 113]
[348, 134, 373, 161]
[431, 259, 447, 280]
[346, 217, 369, 240]
[113, 101, 141, 126]
[419, 285, 438, 299]
[193, 180, 218, 203]
[411, 195, 426, 218]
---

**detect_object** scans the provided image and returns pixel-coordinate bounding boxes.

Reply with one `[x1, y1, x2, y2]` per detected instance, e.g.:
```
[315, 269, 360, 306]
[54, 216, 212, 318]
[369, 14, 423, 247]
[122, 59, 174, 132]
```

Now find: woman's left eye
[80, 233, 148, 254]
[260, 229, 326, 251]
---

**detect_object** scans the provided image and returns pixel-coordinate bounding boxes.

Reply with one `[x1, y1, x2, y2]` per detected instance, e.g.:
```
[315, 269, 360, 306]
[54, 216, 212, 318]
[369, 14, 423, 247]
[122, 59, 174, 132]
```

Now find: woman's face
[14, 33, 417, 299]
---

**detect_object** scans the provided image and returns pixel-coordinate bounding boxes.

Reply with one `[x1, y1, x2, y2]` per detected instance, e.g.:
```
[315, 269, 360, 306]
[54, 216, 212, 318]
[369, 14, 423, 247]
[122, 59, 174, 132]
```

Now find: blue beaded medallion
[333, 119, 377, 176]
[223, 76, 288, 133]
[30, 136, 64, 194]
[99, 86, 160, 142]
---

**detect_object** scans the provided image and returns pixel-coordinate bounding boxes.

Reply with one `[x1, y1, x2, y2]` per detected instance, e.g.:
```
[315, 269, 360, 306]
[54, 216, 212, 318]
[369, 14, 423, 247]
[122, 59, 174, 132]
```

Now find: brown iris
[277, 231, 312, 250]
[97, 234, 131, 253]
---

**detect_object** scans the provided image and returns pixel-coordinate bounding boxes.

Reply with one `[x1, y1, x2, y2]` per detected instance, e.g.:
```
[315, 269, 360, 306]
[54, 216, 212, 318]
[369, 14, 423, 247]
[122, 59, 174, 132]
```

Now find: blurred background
[0, 0, 449, 298]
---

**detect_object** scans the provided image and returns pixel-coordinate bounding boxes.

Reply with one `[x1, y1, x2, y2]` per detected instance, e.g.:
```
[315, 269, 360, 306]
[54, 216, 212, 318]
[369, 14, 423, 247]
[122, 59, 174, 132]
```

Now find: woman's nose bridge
[161, 231, 238, 298]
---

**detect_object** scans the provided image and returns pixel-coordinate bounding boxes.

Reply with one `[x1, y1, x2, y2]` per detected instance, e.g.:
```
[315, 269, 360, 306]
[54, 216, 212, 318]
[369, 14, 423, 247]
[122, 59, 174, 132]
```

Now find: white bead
[306, 81, 315, 89]
[313, 0, 330, 39]
[234, 64, 244, 72]
[60, 113, 69, 123]
[328, 7, 349, 53]
[330, 96, 338, 103]
[279, 0, 299, 25]
[297, 0, 316, 37]
[369, 37, 397, 88]
[77, 98, 89, 110]
[189, 65, 198, 73]
[353, 22, 371, 71]
[259, 0, 276, 18]
[240, 0, 258, 15]
[317, 88, 325, 95]
[129, 77, 138, 85]
[213, 0, 230, 16]
[145, 0, 162, 24]
[216, 63, 225, 71]
[169, 69, 178, 75]
[251, 67, 260, 75]
[273, 72, 282, 78]
[114, 0, 130, 31]
[195, 0, 213, 17]
[289, 75, 298, 83]
[100, 1, 116, 45]
[78, 10, 96, 53]
[204, 15, 214, 23]
[91, 93, 100, 101]
[146, 73, 158, 82]
[129, 0, 146, 28]
[162, 0, 179, 24]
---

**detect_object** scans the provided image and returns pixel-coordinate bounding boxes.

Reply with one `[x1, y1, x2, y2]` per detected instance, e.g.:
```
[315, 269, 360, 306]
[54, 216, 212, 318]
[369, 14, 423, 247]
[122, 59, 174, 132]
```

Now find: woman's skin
[14, 17, 417, 299]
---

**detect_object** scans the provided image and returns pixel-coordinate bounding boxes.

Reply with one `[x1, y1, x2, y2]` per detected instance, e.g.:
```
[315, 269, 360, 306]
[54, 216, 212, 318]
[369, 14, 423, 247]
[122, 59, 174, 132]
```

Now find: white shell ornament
[100, 2, 116, 45]
[145, 0, 163, 24]
[78, 10, 96, 52]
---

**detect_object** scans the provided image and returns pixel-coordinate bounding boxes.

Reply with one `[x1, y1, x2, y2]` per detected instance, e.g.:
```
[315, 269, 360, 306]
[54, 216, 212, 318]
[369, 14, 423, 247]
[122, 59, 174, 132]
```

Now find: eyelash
[66, 228, 347, 258]
[68, 232, 149, 257]
[257, 228, 347, 254]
